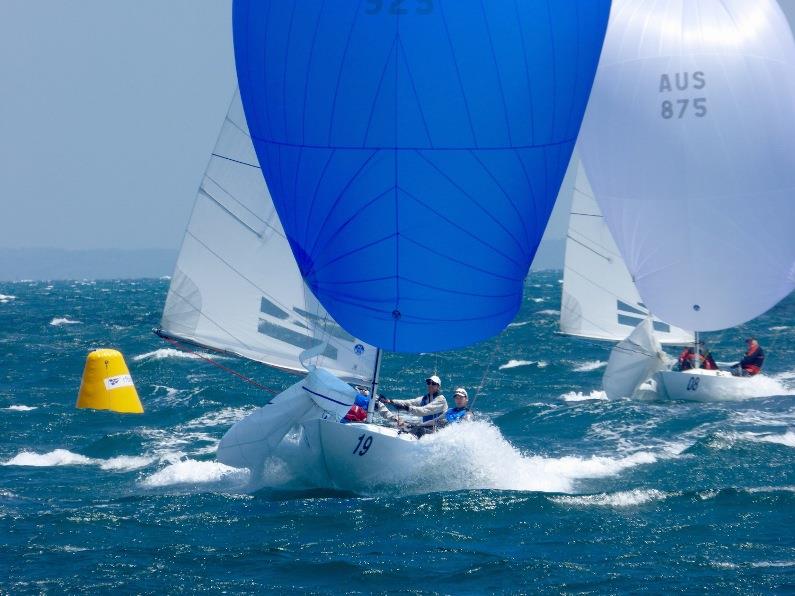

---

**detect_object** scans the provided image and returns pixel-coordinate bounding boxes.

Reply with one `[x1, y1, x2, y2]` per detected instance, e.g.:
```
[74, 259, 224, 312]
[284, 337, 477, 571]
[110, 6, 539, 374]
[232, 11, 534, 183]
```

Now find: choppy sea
[2, 271, 795, 593]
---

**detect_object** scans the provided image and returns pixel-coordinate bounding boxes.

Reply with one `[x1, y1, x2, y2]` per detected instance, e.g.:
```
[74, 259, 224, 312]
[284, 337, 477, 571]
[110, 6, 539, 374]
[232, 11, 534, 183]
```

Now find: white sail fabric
[579, 0, 795, 332]
[161, 92, 377, 383]
[560, 160, 693, 345]
[217, 368, 357, 472]
[603, 318, 667, 399]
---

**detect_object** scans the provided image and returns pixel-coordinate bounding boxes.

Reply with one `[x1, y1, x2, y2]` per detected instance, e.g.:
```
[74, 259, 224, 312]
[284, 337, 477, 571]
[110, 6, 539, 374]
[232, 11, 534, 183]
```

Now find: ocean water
[2, 272, 795, 593]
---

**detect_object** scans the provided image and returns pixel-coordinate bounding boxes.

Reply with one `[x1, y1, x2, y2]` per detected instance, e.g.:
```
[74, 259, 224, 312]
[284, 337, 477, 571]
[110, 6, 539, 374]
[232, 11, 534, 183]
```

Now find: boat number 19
[353, 434, 373, 456]
[686, 377, 700, 391]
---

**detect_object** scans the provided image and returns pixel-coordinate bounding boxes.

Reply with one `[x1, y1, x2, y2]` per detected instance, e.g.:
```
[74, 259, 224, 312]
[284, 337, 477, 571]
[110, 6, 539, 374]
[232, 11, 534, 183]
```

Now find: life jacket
[343, 405, 367, 422]
[702, 352, 717, 370]
[678, 349, 703, 370]
[421, 392, 444, 423]
[742, 346, 764, 375]
[445, 407, 469, 424]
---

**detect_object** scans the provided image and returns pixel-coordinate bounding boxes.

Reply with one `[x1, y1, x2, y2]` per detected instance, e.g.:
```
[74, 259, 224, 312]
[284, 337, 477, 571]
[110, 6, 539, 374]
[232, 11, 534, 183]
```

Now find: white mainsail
[160, 92, 377, 383]
[560, 160, 693, 345]
[579, 0, 795, 332]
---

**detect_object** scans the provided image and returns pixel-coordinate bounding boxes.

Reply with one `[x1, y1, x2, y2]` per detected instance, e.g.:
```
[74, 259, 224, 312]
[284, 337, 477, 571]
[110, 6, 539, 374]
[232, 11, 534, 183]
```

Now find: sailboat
[578, 0, 795, 402]
[159, 0, 612, 492]
[559, 158, 692, 346]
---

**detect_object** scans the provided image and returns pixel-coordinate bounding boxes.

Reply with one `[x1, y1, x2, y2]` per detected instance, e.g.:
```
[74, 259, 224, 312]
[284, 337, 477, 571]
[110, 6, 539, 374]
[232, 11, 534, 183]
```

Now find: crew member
[378, 374, 447, 430]
[731, 337, 765, 376]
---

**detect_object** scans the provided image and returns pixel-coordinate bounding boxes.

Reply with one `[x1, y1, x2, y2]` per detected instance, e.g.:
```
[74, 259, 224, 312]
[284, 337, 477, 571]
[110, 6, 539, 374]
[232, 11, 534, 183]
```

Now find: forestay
[233, 0, 611, 352]
[579, 0, 795, 332]
[560, 159, 692, 345]
[160, 92, 377, 384]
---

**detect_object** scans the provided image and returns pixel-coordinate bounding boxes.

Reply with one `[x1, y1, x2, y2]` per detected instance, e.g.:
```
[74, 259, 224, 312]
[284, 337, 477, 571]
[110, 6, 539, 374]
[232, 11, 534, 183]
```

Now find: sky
[1, 1, 795, 251]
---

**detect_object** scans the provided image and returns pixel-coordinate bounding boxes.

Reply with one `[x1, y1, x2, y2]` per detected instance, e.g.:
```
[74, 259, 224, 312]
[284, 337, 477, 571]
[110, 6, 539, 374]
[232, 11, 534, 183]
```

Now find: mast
[694, 330, 700, 370]
[366, 348, 382, 422]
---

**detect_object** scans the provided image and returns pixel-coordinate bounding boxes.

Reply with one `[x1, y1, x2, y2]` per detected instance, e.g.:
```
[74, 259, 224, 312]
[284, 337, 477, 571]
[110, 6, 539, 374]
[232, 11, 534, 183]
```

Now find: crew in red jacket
[731, 338, 765, 376]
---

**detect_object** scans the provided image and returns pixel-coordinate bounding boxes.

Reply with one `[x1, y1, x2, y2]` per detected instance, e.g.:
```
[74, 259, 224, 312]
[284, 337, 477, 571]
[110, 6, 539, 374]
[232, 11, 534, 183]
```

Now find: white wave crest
[507, 321, 531, 328]
[2, 449, 156, 472]
[499, 359, 536, 370]
[551, 488, 673, 508]
[134, 348, 205, 362]
[535, 309, 560, 316]
[572, 360, 607, 373]
[769, 326, 790, 331]
[3, 405, 38, 411]
[49, 317, 81, 326]
[560, 390, 608, 402]
[748, 430, 795, 448]
[531, 297, 544, 303]
[182, 407, 257, 429]
[0, 294, 15, 303]
[711, 430, 795, 450]
[139, 459, 251, 489]
[3, 449, 93, 467]
[99, 455, 157, 471]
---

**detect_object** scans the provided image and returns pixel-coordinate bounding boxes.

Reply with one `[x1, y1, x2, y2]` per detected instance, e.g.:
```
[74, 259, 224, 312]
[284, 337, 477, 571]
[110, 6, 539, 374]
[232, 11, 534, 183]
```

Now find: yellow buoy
[76, 349, 143, 414]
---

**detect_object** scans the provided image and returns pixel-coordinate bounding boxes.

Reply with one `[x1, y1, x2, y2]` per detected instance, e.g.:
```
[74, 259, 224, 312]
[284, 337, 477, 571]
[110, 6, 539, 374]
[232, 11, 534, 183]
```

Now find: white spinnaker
[579, 0, 795, 332]
[560, 159, 693, 345]
[603, 318, 667, 399]
[161, 92, 377, 383]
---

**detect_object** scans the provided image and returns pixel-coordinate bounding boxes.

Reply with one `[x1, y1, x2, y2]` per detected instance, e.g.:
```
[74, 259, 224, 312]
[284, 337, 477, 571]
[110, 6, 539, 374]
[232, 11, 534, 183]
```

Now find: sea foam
[49, 317, 81, 326]
[2, 449, 93, 467]
[139, 459, 251, 489]
[572, 360, 607, 373]
[560, 390, 608, 402]
[551, 488, 674, 508]
[403, 421, 661, 494]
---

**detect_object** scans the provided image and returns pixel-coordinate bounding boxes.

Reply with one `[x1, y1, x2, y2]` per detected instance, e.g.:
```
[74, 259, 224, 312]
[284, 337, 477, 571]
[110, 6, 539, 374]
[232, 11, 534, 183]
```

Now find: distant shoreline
[0, 239, 564, 282]
[0, 248, 178, 282]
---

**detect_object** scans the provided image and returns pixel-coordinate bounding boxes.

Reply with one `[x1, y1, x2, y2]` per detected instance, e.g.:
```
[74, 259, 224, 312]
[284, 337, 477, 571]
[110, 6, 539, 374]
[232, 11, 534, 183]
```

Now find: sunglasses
[426, 381, 438, 386]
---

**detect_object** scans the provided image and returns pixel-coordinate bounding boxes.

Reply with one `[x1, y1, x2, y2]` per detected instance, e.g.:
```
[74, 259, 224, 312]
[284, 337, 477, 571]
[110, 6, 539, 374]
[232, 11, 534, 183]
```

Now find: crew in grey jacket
[377, 375, 447, 428]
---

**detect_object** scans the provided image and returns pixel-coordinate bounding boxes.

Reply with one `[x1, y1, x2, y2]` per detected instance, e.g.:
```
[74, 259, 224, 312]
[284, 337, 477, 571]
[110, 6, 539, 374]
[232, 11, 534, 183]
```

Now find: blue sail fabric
[233, 0, 610, 352]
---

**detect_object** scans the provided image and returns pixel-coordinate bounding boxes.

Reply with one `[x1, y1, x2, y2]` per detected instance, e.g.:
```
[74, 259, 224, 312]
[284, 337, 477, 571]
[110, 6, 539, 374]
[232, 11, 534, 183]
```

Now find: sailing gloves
[393, 402, 410, 412]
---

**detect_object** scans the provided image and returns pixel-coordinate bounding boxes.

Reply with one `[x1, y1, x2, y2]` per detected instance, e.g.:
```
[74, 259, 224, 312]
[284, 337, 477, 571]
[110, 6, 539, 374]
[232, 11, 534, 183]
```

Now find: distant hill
[0, 248, 177, 281]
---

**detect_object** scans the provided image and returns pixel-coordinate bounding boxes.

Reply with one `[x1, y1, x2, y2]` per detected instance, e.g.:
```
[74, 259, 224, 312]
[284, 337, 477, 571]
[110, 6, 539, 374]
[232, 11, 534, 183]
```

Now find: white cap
[453, 387, 468, 398]
[425, 375, 441, 386]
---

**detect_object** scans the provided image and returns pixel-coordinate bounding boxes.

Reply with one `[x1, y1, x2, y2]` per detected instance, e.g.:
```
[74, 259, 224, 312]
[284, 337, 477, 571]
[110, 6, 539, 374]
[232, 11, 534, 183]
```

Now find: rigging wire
[161, 336, 280, 395]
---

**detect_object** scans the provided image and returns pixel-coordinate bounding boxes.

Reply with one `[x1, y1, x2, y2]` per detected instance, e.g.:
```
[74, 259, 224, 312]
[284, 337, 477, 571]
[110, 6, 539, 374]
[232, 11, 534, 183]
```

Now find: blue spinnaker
[234, 0, 610, 352]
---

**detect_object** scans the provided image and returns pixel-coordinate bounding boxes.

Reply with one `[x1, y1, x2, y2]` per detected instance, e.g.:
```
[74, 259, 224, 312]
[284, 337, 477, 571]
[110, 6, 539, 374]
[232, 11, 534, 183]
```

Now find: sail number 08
[353, 434, 374, 456]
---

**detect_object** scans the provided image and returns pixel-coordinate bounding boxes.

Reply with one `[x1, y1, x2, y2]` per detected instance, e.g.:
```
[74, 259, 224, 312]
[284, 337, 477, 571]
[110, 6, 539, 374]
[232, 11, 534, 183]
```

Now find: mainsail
[160, 92, 378, 384]
[233, 0, 611, 352]
[560, 159, 693, 345]
[579, 0, 795, 332]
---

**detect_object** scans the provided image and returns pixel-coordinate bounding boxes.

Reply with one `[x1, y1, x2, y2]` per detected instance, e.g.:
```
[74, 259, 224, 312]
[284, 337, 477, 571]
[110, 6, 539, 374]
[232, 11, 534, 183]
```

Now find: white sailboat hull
[652, 369, 779, 402]
[301, 419, 422, 492]
[218, 367, 434, 493]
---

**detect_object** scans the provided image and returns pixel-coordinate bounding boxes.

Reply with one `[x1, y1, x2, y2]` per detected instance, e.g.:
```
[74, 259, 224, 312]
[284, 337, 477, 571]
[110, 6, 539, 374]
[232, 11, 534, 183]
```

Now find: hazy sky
[2, 1, 795, 251]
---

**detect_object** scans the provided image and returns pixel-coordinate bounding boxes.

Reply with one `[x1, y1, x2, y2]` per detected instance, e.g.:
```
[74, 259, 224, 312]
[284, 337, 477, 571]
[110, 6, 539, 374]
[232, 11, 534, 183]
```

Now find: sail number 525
[353, 434, 374, 456]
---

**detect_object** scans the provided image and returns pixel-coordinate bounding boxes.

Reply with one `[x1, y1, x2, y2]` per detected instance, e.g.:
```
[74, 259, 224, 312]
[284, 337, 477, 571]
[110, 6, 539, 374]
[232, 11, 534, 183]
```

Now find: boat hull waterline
[641, 368, 782, 402]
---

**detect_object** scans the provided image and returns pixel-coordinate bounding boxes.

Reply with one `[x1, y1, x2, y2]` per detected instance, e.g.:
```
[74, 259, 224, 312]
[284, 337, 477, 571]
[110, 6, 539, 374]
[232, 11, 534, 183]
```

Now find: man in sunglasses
[377, 375, 448, 432]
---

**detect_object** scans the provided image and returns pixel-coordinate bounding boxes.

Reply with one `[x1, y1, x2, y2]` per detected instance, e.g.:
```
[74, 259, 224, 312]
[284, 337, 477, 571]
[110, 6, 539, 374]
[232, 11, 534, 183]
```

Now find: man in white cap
[378, 374, 447, 431]
[438, 387, 472, 426]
